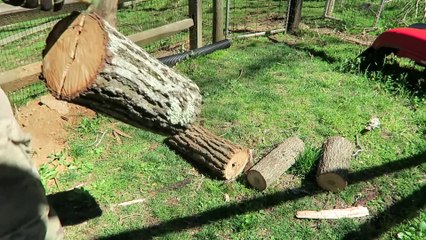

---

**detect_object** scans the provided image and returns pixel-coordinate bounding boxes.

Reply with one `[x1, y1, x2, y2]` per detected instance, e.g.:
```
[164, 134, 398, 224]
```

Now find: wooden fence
[0, 0, 226, 94]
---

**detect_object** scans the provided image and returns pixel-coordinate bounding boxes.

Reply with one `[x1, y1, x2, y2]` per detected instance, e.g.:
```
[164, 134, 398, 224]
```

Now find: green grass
[1, 0, 425, 239]
[45, 34, 426, 239]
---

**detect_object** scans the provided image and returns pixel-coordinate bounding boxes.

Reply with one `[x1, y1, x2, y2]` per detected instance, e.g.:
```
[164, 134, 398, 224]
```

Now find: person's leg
[0, 88, 63, 240]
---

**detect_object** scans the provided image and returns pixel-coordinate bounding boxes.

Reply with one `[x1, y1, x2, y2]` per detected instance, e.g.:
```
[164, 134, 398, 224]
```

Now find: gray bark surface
[316, 136, 354, 192]
[246, 137, 304, 191]
[43, 13, 202, 135]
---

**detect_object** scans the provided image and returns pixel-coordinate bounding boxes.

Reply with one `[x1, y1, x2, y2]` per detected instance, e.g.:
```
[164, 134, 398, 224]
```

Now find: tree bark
[165, 125, 250, 180]
[41, 12, 202, 135]
[287, 0, 303, 33]
[316, 136, 354, 192]
[246, 137, 304, 191]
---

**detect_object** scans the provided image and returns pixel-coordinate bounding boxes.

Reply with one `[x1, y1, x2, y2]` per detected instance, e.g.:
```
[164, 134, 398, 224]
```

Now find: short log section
[165, 125, 250, 180]
[316, 136, 354, 192]
[41, 12, 202, 135]
[246, 137, 305, 191]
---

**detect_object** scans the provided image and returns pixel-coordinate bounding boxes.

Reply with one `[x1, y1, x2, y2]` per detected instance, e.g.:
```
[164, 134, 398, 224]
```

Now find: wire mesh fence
[6, 0, 418, 107]
[117, 0, 190, 56]
[227, 0, 289, 37]
[304, 0, 426, 34]
[0, 0, 193, 106]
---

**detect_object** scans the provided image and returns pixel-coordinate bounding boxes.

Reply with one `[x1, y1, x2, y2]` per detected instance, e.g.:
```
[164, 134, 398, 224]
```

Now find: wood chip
[112, 127, 132, 138]
[117, 198, 145, 207]
[112, 130, 122, 145]
[296, 206, 369, 219]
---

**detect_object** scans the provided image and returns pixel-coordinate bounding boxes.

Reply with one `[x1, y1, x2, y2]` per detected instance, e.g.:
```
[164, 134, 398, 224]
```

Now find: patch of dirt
[15, 95, 96, 167]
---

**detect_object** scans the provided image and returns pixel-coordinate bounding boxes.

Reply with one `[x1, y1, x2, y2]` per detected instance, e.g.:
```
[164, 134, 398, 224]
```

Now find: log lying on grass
[246, 137, 304, 191]
[165, 125, 250, 180]
[316, 136, 354, 192]
[41, 12, 202, 135]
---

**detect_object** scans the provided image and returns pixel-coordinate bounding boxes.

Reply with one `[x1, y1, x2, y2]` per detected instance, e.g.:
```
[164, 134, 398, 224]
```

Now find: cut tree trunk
[165, 125, 250, 180]
[246, 137, 304, 191]
[41, 12, 202, 135]
[316, 136, 354, 192]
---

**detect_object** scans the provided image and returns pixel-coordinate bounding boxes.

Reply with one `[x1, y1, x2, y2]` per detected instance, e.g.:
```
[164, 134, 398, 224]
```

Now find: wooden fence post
[323, 0, 335, 17]
[189, 0, 202, 49]
[91, 0, 118, 27]
[286, 0, 303, 34]
[213, 0, 225, 42]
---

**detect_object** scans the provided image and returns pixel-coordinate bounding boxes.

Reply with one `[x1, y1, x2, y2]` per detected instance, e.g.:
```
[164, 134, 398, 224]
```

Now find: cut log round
[41, 12, 202, 135]
[165, 125, 250, 180]
[316, 136, 354, 192]
[246, 137, 304, 191]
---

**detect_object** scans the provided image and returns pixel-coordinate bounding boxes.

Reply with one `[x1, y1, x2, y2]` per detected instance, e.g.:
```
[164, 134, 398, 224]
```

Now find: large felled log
[316, 136, 354, 192]
[165, 125, 250, 180]
[246, 137, 304, 191]
[41, 12, 202, 135]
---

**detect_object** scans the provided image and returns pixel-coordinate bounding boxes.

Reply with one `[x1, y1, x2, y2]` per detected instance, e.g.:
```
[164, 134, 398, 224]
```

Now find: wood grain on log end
[224, 149, 250, 180]
[42, 13, 107, 100]
[41, 12, 201, 134]
[246, 137, 304, 191]
[316, 136, 353, 192]
[316, 172, 347, 192]
[166, 126, 250, 180]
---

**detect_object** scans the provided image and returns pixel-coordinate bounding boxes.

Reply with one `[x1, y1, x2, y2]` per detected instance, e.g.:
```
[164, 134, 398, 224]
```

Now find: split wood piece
[316, 136, 354, 192]
[41, 12, 202, 135]
[165, 125, 250, 180]
[246, 137, 305, 191]
[296, 206, 369, 219]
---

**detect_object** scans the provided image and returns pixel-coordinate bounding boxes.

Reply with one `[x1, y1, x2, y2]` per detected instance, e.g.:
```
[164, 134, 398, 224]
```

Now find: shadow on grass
[357, 48, 426, 97]
[47, 188, 102, 226]
[97, 152, 426, 240]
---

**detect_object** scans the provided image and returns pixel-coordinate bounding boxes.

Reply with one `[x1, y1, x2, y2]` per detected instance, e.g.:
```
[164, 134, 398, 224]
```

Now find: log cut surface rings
[42, 13, 107, 99]
[41, 12, 202, 134]
[316, 136, 354, 192]
[246, 137, 305, 191]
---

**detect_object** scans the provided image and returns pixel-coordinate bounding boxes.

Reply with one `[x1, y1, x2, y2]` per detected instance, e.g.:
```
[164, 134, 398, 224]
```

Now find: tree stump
[165, 125, 250, 180]
[41, 12, 202, 135]
[316, 136, 354, 192]
[246, 137, 305, 191]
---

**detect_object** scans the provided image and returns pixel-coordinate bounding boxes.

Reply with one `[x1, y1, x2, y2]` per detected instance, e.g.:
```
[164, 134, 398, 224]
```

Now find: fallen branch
[296, 206, 369, 219]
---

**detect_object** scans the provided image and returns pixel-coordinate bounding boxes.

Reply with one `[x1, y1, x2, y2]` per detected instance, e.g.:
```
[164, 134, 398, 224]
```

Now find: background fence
[2, 0, 425, 106]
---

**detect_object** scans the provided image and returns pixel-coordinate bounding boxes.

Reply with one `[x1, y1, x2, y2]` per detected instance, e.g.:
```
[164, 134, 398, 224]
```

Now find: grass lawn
[40, 31, 426, 239]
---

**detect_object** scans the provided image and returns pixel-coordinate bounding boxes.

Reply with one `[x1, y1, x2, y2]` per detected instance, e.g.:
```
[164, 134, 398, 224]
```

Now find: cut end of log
[316, 136, 353, 192]
[166, 126, 250, 180]
[224, 149, 250, 180]
[42, 12, 107, 100]
[246, 170, 267, 191]
[316, 172, 347, 192]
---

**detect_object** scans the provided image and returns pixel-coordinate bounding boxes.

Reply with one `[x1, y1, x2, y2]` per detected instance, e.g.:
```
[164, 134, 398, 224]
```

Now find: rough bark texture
[165, 125, 250, 180]
[316, 136, 354, 192]
[41, 12, 202, 135]
[287, 0, 303, 33]
[246, 137, 304, 191]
